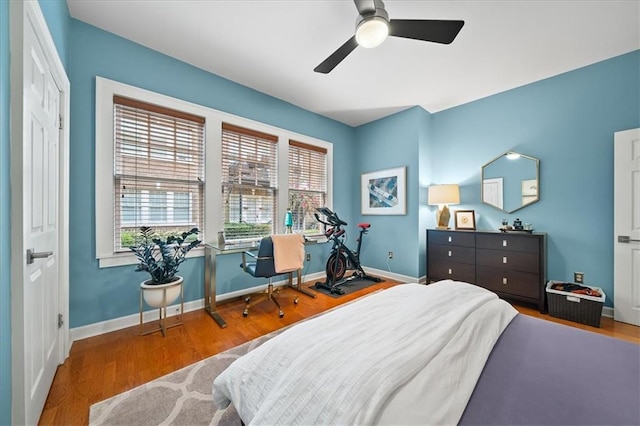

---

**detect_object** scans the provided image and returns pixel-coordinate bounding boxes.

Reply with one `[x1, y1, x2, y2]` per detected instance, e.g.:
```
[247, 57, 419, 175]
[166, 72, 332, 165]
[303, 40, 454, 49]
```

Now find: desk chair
[240, 236, 303, 318]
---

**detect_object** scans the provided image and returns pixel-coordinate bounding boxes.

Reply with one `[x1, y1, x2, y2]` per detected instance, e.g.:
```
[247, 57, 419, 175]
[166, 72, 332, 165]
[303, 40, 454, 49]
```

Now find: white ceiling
[66, 0, 640, 127]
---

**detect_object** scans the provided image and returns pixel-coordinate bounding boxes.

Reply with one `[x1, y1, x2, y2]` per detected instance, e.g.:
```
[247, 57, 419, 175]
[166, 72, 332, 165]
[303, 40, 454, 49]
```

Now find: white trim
[10, 1, 71, 424]
[362, 266, 420, 284]
[71, 267, 418, 341]
[70, 298, 204, 342]
[69, 272, 327, 341]
[96, 77, 333, 266]
[70, 266, 618, 342]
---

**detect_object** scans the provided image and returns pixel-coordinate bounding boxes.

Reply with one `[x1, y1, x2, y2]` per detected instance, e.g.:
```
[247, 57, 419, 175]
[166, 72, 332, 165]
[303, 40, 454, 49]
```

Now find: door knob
[26, 248, 53, 264]
[618, 235, 640, 243]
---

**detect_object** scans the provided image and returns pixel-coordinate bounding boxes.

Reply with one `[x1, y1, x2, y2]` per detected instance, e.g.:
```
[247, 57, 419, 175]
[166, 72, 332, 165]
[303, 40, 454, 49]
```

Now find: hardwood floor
[39, 280, 639, 425]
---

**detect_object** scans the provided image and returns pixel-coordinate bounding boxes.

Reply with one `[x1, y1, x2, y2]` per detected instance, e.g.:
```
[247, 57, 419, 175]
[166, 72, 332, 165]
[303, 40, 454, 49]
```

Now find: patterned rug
[89, 290, 384, 425]
[89, 331, 278, 425]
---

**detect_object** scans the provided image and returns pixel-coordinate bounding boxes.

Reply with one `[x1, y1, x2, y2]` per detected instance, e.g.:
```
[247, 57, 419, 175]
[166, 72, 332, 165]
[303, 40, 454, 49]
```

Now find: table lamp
[428, 184, 460, 229]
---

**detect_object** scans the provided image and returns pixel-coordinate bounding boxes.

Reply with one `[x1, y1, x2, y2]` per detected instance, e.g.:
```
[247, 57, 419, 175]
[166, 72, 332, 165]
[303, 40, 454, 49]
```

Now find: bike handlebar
[315, 207, 347, 227]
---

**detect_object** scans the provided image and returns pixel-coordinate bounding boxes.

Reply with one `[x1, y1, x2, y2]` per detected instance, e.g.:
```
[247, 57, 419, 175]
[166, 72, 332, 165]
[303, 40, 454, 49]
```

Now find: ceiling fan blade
[314, 36, 358, 74]
[389, 19, 465, 44]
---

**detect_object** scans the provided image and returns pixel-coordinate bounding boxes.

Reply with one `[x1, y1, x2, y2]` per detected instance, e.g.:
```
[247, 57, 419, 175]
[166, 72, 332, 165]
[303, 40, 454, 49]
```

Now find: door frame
[613, 127, 640, 325]
[10, 0, 70, 423]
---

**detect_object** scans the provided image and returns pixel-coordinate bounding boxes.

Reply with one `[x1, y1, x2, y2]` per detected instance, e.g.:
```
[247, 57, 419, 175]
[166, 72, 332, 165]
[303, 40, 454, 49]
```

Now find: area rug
[310, 277, 381, 298]
[89, 330, 277, 426]
[89, 289, 384, 425]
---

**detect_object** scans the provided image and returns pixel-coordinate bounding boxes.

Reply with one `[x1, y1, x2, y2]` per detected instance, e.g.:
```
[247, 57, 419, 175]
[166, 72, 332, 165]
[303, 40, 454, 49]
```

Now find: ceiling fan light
[355, 16, 389, 48]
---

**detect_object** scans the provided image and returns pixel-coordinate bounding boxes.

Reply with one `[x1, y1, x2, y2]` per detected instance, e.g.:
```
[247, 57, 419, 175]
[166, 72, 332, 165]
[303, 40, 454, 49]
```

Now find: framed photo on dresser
[454, 210, 476, 230]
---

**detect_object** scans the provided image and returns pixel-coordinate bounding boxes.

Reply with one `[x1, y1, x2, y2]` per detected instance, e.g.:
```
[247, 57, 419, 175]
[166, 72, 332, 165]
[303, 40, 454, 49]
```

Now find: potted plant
[130, 226, 201, 308]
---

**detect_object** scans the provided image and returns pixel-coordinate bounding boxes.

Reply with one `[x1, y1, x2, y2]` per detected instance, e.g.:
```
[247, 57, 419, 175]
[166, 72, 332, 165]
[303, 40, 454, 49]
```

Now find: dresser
[426, 229, 546, 312]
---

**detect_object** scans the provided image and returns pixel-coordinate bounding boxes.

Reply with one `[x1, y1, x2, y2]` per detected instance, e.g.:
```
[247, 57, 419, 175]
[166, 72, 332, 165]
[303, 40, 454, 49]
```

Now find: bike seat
[358, 223, 371, 229]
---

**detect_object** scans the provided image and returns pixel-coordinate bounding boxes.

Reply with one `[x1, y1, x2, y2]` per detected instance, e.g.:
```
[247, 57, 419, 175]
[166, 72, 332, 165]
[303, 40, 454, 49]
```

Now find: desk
[204, 241, 317, 328]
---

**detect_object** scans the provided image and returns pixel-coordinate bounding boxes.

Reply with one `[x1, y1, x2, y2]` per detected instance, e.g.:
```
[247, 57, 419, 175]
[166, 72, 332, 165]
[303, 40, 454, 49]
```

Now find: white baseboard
[69, 298, 203, 342]
[71, 269, 615, 342]
[362, 266, 420, 284]
[70, 272, 327, 342]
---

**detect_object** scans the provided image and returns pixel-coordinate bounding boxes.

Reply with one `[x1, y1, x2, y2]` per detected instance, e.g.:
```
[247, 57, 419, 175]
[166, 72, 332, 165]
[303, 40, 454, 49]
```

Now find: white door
[482, 178, 503, 209]
[614, 128, 640, 326]
[11, 2, 69, 424]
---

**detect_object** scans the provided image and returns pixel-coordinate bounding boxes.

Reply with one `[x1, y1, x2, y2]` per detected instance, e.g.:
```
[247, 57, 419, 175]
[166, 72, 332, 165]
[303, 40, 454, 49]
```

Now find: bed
[213, 281, 639, 425]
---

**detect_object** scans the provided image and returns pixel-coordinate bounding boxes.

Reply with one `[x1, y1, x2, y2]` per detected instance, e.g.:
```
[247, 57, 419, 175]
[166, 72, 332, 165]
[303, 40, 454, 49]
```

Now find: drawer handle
[502, 277, 508, 285]
[448, 236, 452, 243]
[503, 256, 508, 264]
[448, 250, 452, 257]
[448, 268, 452, 275]
[503, 240, 508, 247]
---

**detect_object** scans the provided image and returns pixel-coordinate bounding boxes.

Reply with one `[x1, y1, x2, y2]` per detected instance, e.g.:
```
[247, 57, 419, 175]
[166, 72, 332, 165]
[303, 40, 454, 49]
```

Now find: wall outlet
[388, 251, 394, 259]
[574, 272, 584, 284]
[305, 253, 311, 261]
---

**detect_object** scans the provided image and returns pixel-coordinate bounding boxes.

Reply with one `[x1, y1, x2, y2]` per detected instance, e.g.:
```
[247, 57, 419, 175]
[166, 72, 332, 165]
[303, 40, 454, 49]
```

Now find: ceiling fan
[314, 0, 464, 74]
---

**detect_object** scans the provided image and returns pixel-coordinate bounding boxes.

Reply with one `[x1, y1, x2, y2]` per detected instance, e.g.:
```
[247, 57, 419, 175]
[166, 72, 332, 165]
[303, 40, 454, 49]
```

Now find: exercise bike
[314, 207, 382, 295]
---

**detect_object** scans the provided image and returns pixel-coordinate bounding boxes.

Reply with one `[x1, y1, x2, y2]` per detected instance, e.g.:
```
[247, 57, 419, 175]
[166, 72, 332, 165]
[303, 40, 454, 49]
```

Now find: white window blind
[113, 95, 204, 251]
[288, 140, 327, 235]
[221, 123, 278, 241]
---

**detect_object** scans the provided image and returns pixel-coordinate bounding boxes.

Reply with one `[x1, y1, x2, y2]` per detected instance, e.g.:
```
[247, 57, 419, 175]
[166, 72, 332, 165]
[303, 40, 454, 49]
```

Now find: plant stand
[139, 279, 184, 336]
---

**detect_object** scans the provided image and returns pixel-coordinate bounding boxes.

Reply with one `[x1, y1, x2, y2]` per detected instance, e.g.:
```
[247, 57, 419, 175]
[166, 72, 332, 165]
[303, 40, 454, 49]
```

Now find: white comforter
[213, 281, 517, 425]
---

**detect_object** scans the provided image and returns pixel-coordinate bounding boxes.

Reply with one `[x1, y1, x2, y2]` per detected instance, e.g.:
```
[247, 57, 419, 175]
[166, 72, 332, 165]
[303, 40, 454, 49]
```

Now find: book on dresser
[426, 229, 547, 313]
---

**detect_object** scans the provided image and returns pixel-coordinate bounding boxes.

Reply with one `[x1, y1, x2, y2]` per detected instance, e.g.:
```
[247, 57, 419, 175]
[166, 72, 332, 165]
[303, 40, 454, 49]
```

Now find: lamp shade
[428, 184, 460, 205]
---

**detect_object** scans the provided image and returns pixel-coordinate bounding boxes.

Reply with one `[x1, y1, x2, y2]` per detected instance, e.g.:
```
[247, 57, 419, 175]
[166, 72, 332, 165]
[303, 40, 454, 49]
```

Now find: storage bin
[546, 281, 606, 327]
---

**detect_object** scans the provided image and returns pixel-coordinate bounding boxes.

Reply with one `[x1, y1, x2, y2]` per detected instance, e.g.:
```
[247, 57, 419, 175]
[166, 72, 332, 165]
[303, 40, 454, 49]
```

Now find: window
[288, 140, 327, 235]
[221, 123, 278, 242]
[96, 77, 333, 267]
[113, 96, 204, 251]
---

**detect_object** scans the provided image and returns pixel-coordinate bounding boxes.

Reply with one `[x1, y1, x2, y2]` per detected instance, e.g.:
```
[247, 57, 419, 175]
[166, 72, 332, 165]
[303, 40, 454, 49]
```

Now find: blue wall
[430, 50, 640, 307]
[354, 107, 424, 278]
[417, 107, 434, 277]
[1, 1, 11, 423]
[67, 19, 355, 327]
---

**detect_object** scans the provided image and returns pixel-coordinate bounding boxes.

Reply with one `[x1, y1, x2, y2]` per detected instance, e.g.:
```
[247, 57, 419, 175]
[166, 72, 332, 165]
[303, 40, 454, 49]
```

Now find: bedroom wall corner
[354, 107, 423, 279]
[430, 49, 640, 308]
[417, 107, 433, 278]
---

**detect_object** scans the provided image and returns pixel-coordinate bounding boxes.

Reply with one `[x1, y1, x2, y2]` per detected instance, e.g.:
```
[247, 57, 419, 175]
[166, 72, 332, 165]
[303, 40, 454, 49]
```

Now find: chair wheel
[243, 310, 248, 317]
[279, 311, 284, 318]
[294, 297, 299, 304]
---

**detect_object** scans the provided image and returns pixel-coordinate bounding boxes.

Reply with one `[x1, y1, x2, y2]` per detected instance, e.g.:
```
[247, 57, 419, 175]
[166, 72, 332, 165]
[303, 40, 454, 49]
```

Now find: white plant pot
[140, 276, 183, 308]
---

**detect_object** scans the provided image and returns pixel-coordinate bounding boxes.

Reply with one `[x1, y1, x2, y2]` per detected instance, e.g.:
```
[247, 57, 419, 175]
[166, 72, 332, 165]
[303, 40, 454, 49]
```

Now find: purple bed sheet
[460, 314, 640, 425]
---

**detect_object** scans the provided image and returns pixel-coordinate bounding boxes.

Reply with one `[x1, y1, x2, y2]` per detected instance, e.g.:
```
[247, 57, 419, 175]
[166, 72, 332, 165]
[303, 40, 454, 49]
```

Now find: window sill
[304, 235, 328, 244]
[98, 246, 204, 268]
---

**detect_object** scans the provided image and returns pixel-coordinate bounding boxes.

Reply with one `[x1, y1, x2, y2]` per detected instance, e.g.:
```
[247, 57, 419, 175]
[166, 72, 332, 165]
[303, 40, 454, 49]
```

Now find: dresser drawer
[428, 244, 475, 265]
[476, 266, 539, 299]
[428, 261, 475, 283]
[476, 249, 539, 274]
[428, 230, 475, 248]
[476, 233, 539, 253]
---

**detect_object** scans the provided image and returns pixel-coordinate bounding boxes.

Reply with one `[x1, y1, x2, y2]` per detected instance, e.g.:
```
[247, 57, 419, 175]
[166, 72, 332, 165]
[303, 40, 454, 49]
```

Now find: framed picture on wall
[361, 166, 406, 215]
[454, 210, 476, 230]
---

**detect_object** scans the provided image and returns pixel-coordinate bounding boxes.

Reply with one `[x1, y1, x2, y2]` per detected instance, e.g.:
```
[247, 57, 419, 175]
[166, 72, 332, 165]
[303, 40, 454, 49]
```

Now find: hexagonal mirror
[482, 151, 540, 213]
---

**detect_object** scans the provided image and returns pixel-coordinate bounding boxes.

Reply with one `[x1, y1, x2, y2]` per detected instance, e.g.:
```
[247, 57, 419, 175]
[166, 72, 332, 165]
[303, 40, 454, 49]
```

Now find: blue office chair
[240, 236, 300, 318]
